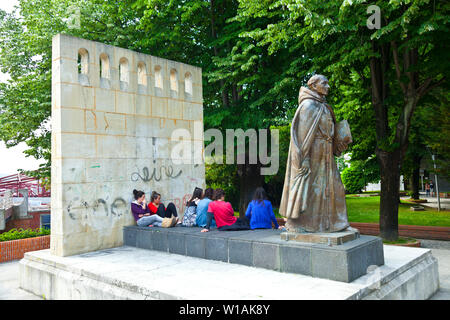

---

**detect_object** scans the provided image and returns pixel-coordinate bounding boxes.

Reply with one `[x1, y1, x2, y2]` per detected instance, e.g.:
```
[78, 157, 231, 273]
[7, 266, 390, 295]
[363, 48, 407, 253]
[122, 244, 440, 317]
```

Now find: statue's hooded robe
[279, 86, 349, 232]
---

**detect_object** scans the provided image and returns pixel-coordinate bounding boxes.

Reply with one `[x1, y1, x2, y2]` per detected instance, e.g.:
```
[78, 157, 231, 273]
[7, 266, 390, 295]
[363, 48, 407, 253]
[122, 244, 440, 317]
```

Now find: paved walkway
[428, 248, 450, 300]
[417, 240, 450, 300]
[0, 243, 448, 300]
[401, 192, 449, 298]
[401, 192, 450, 210]
[0, 260, 41, 300]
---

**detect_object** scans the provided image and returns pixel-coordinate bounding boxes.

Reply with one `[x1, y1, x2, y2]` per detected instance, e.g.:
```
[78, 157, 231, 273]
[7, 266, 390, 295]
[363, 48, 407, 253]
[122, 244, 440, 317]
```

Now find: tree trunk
[370, 37, 441, 241]
[377, 149, 400, 241]
[369, 41, 401, 241]
[237, 163, 264, 218]
[209, 0, 230, 108]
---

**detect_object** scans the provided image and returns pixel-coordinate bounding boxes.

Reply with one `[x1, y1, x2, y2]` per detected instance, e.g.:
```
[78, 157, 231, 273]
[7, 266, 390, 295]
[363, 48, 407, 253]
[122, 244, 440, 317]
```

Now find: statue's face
[313, 78, 330, 96]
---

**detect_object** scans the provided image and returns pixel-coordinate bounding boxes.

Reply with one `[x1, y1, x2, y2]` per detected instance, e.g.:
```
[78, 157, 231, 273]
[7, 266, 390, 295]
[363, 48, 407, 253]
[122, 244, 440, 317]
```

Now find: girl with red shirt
[201, 189, 250, 232]
[148, 191, 179, 225]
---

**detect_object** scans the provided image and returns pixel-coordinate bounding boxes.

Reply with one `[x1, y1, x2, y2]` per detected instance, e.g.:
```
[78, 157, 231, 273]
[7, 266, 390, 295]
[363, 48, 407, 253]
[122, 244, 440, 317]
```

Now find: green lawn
[345, 195, 450, 227]
[265, 195, 450, 227]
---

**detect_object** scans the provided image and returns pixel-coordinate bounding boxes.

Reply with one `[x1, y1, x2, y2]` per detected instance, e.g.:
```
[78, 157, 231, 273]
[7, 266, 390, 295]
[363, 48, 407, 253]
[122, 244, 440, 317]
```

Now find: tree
[0, 0, 300, 216]
[205, 159, 240, 208]
[236, 0, 449, 240]
[0, 0, 149, 181]
[401, 107, 430, 199]
[264, 124, 290, 207]
[135, 0, 307, 215]
[0, 7, 52, 180]
[341, 158, 380, 194]
[401, 90, 450, 200]
[421, 92, 450, 180]
[2, 1, 448, 238]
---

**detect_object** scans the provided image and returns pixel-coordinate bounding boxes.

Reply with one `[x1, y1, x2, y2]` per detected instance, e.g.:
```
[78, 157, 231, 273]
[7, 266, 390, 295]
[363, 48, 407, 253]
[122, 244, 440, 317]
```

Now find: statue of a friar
[279, 74, 353, 233]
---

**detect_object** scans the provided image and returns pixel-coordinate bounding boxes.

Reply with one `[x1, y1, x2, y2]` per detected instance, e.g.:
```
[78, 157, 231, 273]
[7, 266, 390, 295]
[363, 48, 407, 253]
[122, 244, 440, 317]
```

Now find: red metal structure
[0, 173, 50, 197]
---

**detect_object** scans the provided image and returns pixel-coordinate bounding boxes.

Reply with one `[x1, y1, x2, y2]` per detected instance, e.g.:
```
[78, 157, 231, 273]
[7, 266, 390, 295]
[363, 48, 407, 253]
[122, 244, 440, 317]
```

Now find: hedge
[0, 227, 50, 242]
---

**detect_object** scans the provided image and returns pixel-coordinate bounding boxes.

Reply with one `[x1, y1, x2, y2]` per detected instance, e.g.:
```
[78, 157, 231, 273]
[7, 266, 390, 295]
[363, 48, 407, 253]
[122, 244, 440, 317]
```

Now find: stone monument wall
[51, 34, 205, 256]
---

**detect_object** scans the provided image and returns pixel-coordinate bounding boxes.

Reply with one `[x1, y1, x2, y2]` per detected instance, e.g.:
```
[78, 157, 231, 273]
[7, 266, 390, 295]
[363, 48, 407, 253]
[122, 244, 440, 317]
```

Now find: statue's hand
[334, 141, 348, 156]
[337, 141, 347, 152]
[298, 159, 310, 176]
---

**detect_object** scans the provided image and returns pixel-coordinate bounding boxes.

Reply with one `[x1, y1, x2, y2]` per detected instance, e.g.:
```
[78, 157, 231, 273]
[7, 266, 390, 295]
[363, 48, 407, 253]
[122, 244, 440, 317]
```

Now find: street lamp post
[430, 153, 441, 212]
[420, 169, 424, 191]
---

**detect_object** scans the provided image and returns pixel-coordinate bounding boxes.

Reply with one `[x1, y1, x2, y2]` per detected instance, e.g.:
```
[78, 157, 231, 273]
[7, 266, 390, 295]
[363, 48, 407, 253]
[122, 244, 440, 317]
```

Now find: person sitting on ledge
[196, 187, 216, 228]
[245, 187, 283, 230]
[148, 191, 180, 226]
[181, 187, 203, 227]
[201, 188, 250, 232]
[131, 189, 168, 227]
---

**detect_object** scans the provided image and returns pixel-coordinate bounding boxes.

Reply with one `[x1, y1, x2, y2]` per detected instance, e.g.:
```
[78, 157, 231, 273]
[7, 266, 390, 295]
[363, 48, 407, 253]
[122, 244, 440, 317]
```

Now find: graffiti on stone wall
[66, 197, 127, 221]
[66, 193, 195, 220]
[130, 163, 183, 182]
[170, 193, 192, 213]
[110, 198, 128, 217]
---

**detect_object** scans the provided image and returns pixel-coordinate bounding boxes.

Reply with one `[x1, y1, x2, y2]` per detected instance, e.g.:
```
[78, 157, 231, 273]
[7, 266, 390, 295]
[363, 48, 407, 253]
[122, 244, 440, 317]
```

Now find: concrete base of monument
[280, 228, 360, 245]
[121, 227, 381, 282]
[19, 244, 439, 300]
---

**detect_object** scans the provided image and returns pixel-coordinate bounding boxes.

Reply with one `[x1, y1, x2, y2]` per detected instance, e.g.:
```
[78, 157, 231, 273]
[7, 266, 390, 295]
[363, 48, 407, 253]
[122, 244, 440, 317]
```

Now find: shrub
[341, 166, 366, 194]
[0, 227, 50, 242]
[205, 159, 240, 208]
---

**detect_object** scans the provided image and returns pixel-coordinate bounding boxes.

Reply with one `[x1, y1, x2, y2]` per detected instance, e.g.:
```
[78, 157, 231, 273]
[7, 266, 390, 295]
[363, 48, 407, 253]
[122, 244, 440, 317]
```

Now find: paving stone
[191, 229, 215, 238]
[175, 226, 204, 234]
[253, 242, 280, 271]
[185, 234, 206, 259]
[135, 229, 152, 250]
[231, 229, 281, 242]
[146, 226, 169, 233]
[280, 245, 311, 275]
[123, 227, 137, 247]
[206, 237, 228, 262]
[207, 230, 253, 239]
[228, 239, 253, 266]
[168, 232, 186, 255]
[281, 229, 359, 245]
[165, 226, 198, 234]
[311, 248, 350, 282]
[151, 230, 168, 252]
[347, 237, 384, 282]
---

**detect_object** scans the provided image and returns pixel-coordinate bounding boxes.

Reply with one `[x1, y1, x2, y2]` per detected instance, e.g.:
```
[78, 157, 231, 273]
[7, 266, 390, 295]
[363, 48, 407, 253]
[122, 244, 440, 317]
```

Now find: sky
[0, 0, 45, 177]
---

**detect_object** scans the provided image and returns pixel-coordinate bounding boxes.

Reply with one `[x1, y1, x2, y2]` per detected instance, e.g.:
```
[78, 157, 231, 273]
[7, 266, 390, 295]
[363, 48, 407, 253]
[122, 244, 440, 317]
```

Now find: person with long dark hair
[245, 187, 281, 230]
[131, 189, 166, 227]
[196, 188, 216, 228]
[148, 191, 179, 227]
[181, 187, 203, 227]
[201, 188, 249, 232]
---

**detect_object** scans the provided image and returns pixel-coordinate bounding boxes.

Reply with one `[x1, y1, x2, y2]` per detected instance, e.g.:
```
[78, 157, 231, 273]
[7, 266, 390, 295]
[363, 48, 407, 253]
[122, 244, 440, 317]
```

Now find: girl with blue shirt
[245, 187, 282, 230]
[195, 188, 216, 228]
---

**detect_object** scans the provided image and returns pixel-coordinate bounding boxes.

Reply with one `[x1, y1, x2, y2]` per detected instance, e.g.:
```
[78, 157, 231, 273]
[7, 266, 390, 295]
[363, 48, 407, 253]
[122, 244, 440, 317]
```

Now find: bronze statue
[279, 75, 352, 233]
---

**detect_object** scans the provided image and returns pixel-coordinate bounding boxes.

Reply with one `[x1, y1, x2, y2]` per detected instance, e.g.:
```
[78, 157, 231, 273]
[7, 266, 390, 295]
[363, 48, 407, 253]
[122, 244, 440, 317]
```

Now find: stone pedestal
[19, 244, 439, 300]
[122, 226, 383, 283]
[280, 228, 360, 245]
